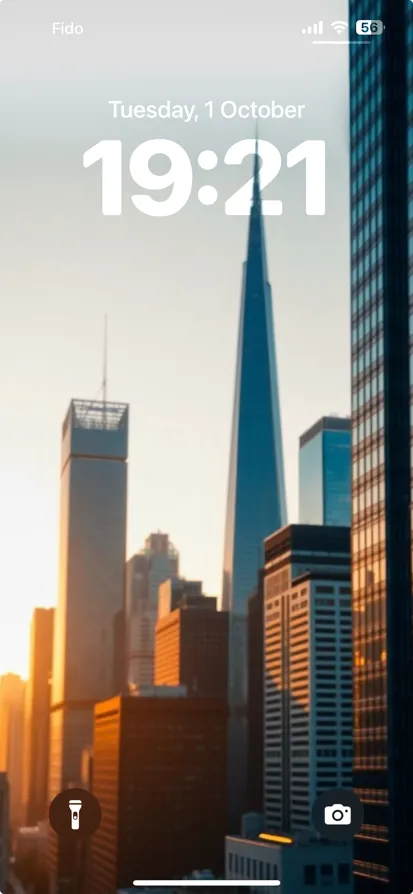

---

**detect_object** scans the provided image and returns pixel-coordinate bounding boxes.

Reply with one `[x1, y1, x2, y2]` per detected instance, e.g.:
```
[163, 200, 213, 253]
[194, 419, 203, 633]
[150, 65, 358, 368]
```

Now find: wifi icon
[331, 20, 348, 34]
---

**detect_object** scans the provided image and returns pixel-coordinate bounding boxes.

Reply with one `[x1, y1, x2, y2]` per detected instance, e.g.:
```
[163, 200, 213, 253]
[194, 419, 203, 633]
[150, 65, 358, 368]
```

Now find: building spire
[253, 127, 260, 207]
[221, 119, 287, 833]
[103, 313, 108, 404]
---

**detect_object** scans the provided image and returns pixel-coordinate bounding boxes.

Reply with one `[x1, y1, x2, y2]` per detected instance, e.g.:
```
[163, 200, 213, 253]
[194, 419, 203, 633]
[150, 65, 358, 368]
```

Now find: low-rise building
[225, 831, 353, 892]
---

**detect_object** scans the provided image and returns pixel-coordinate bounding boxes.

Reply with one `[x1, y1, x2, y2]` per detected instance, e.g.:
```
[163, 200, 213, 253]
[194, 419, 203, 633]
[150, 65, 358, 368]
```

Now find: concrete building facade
[263, 525, 352, 832]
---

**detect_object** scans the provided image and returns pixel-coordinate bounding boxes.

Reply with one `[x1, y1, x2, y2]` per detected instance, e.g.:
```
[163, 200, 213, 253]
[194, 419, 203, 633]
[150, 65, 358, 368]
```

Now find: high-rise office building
[299, 416, 351, 527]
[125, 533, 179, 688]
[155, 589, 228, 697]
[91, 691, 227, 891]
[0, 674, 26, 829]
[0, 773, 9, 894]
[221, 148, 287, 830]
[157, 578, 208, 620]
[49, 399, 128, 893]
[24, 607, 54, 825]
[349, 3, 413, 891]
[263, 525, 352, 832]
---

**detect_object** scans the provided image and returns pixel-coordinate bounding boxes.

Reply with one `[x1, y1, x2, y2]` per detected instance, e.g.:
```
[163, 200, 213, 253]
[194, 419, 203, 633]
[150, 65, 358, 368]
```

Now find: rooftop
[264, 523, 351, 564]
[63, 399, 128, 436]
[227, 831, 351, 850]
[299, 414, 351, 448]
[128, 684, 188, 698]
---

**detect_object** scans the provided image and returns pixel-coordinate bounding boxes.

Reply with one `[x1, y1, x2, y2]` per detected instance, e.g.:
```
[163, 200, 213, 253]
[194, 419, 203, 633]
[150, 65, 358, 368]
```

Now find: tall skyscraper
[125, 532, 179, 688]
[221, 148, 287, 829]
[299, 416, 351, 527]
[0, 674, 26, 829]
[91, 691, 227, 890]
[24, 607, 54, 825]
[349, 4, 413, 891]
[263, 525, 352, 832]
[49, 399, 128, 892]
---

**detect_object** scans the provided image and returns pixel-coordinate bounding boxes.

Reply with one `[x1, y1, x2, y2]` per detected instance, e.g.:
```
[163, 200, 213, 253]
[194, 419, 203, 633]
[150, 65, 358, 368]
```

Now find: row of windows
[351, 107, 383, 157]
[352, 273, 384, 310]
[352, 237, 384, 277]
[304, 863, 351, 886]
[267, 587, 349, 607]
[351, 181, 384, 227]
[228, 854, 278, 880]
[351, 80, 382, 128]
[353, 348, 384, 387]
[352, 152, 383, 200]
[353, 518, 385, 545]
[353, 481, 385, 513]
[352, 250, 383, 289]
[352, 445, 385, 478]
[352, 276, 384, 313]
[353, 562, 386, 591]
[350, 46, 382, 86]
[291, 601, 307, 613]
[352, 302, 384, 341]
[353, 373, 384, 409]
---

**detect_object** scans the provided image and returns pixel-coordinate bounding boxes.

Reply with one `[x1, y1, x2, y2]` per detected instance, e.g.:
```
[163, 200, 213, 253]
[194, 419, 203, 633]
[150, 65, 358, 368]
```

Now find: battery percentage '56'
[356, 20, 384, 35]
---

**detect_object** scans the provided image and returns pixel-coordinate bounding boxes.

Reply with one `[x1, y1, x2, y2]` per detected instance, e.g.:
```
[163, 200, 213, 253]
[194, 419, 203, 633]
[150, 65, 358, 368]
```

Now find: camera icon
[324, 804, 351, 825]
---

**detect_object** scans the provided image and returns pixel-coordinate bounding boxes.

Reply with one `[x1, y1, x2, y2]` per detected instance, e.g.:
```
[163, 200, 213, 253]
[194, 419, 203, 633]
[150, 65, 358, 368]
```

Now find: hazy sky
[0, 0, 352, 676]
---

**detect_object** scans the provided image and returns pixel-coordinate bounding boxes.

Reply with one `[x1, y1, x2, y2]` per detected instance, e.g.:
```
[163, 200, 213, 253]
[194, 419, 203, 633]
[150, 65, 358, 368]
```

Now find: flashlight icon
[68, 799, 82, 830]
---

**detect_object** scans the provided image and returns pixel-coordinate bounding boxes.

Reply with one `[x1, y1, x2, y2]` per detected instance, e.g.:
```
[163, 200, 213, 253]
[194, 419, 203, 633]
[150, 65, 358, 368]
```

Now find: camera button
[312, 788, 364, 841]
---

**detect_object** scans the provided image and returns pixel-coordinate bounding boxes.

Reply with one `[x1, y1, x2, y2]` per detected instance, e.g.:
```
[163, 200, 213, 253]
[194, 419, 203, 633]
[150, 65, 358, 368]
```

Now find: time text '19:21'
[83, 139, 326, 217]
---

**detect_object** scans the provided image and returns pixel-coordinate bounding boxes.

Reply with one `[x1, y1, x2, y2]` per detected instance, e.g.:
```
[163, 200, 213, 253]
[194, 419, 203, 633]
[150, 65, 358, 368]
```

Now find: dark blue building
[299, 416, 351, 528]
[221, 147, 287, 831]
[350, 1, 413, 891]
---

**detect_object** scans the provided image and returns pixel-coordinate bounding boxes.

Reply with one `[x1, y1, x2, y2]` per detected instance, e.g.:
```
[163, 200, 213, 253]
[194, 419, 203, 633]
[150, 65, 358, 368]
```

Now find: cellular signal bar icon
[302, 21, 323, 35]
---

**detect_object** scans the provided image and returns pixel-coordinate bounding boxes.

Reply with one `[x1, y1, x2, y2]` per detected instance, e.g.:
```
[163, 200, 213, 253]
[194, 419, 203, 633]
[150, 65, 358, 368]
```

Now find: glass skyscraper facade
[221, 149, 287, 830]
[350, 3, 413, 891]
[299, 416, 351, 527]
[49, 399, 128, 893]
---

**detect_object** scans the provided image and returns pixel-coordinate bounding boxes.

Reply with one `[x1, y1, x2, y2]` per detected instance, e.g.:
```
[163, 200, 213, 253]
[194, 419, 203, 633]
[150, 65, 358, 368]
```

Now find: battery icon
[356, 20, 384, 35]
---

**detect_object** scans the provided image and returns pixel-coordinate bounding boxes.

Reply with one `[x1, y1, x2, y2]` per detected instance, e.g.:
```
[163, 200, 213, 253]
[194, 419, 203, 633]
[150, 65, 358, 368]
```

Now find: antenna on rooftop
[103, 313, 108, 404]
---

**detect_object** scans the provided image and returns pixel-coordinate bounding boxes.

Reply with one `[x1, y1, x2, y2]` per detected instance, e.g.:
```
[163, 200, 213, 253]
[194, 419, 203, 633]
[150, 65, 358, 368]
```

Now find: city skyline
[0, 0, 349, 678]
[2, 1, 413, 890]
